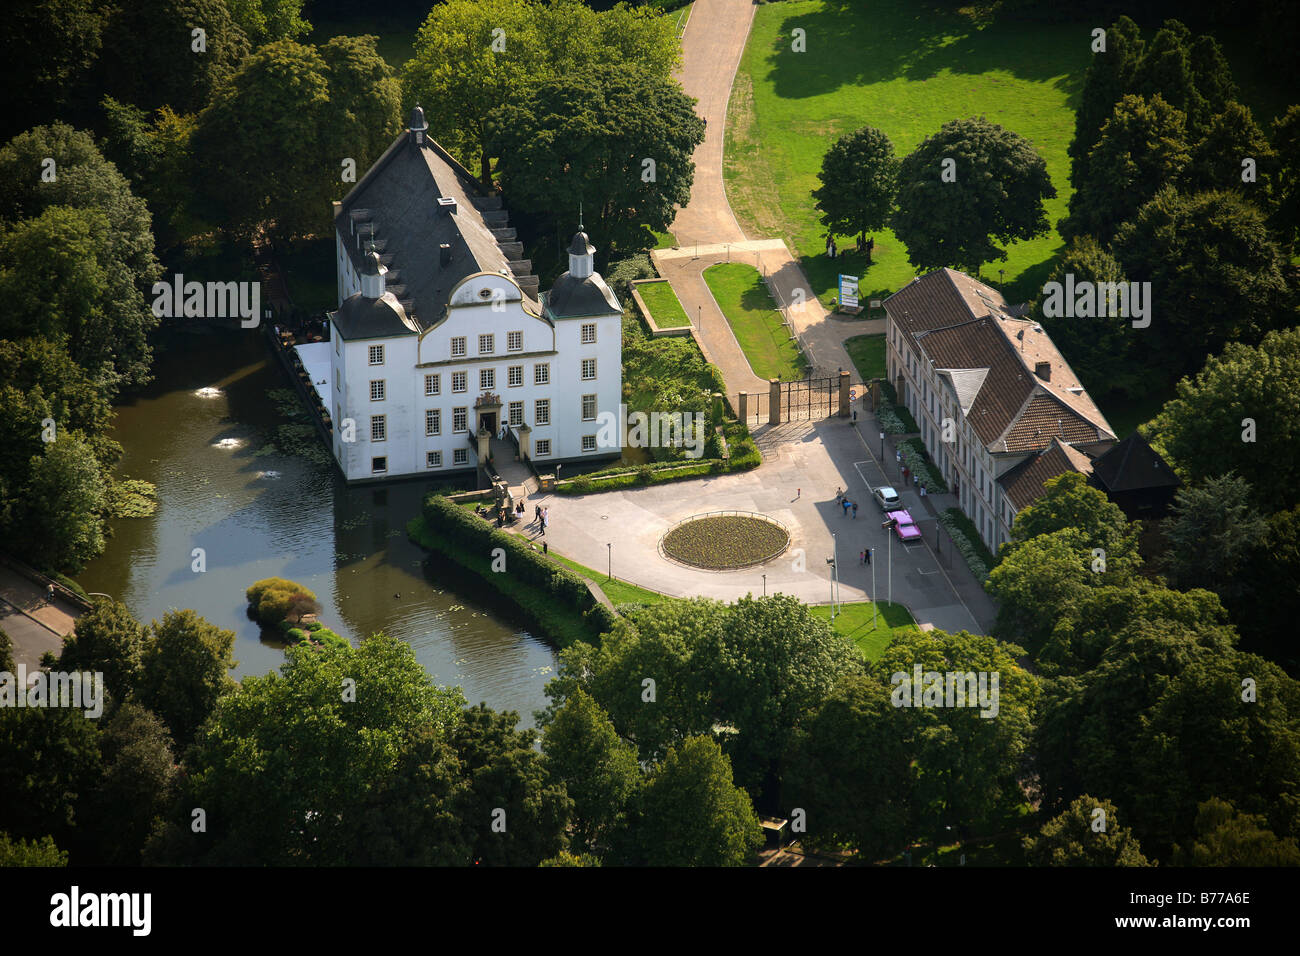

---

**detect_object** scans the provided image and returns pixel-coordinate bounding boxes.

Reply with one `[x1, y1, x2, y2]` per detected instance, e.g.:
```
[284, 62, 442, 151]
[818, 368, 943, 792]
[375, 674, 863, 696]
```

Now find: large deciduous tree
[1024, 795, 1152, 866]
[1172, 798, 1300, 866]
[632, 735, 763, 867]
[21, 434, 110, 574]
[59, 598, 148, 707]
[486, 64, 704, 258]
[193, 37, 401, 237]
[137, 609, 238, 749]
[1112, 188, 1290, 381]
[1066, 94, 1191, 242]
[1143, 327, 1300, 515]
[811, 126, 899, 242]
[0, 0, 104, 139]
[1003, 471, 1141, 570]
[1161, 474, 1269, 598]
[403, 0, 680, 188]
[891, 116, 1056, 273]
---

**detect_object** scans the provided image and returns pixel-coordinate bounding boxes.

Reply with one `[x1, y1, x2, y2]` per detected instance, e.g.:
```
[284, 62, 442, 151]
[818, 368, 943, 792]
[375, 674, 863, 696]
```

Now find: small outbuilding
[1088, 432, 1181, 519]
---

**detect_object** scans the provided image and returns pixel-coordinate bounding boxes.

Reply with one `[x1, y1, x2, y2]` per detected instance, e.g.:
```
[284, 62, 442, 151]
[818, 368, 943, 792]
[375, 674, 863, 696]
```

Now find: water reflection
[78, 326, 555, 725]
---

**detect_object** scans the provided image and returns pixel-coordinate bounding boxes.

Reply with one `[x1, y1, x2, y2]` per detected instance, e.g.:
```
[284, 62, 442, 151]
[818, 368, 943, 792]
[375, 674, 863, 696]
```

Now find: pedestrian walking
[920, 483, 927, 498]
[826, 235, 833, 257]
[852, 501, 858, 518]
[865, 547, 872, 566]
[895, 449, 902, 464]
[902, 466, 910, 483]
[913, 473, 919, 488]
[45, 583, 55, 605]
[835, 486, 844, 503]
[542, 541, 548, 555]
[797, 488, 801, 498]
[830, 238, 838, 259]
[859, 549, 866, 565]
[534, 504, 541, 524]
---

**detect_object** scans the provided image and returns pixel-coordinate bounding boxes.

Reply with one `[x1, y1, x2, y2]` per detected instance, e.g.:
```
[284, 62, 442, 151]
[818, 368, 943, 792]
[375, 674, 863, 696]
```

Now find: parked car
[883, 509, 922, 542]
[872, 485, 902, 511]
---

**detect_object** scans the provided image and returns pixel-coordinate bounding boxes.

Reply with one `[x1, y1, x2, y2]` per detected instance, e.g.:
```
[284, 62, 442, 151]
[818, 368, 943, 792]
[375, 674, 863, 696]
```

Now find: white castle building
[312, 107, 623, 483]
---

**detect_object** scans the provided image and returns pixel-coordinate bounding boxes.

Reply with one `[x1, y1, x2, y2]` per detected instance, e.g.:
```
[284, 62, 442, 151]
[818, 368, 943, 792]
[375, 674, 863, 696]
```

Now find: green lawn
[547, 552, 673, 607]
[637, 280, 692, 328]
[810, 600, 918, 661]
[725, 0, 1093, 308]
[703, 262, 807, 380]
[844, 333, 886, 381]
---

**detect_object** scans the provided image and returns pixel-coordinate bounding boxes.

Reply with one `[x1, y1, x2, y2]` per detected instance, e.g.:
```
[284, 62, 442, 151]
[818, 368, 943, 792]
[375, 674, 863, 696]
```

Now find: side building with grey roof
[324, 108, 623, 483]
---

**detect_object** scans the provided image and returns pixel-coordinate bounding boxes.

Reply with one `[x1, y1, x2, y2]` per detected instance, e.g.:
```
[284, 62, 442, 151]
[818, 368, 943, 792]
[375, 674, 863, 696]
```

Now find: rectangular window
[424, 373, 440, 396]
[534, 363, 550, 386]
[581, 323, 596, 344]
[451, 336, 466, 358]
[368, 344, 384, 365]
[452, 371, 467, 393]
[507, 331, 523, 352]
[425, 409, 441, 436]
[508, 401, 523, 426]
[480, 368, 495, 390]
[453, 448, 468, 465]
[369, 379, 385, 401]
[507, 365, 522, 387]
[478, 333, 494, 355]
[581, 358, 596, 380]
[453, 407, 468, 433]
[582, 394, 596, 421]
[535, 399, 550, 426]
[426, 451, 442, 468]
[372, 456, 387, 473]
[534, 439, 551, 457]
[370, 415, 386, 442]
[582, 435, 596, 452]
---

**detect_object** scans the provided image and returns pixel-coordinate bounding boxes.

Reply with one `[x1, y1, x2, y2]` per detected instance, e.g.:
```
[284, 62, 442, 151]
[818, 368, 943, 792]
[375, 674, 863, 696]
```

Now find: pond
[78, 325, 557, 725]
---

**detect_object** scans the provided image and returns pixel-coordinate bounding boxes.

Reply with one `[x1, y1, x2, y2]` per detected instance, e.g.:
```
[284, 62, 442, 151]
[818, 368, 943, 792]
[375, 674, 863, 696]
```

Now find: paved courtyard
[524, 410, 995, 636]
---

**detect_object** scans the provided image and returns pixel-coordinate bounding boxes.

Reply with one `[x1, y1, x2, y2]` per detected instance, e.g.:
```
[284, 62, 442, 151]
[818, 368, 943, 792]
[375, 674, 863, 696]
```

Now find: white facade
[329, 253, 621, 483]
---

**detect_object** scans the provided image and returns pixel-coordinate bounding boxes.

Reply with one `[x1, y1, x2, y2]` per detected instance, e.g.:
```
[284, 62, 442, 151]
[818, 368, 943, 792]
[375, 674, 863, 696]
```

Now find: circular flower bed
[661, 514, 790, 570]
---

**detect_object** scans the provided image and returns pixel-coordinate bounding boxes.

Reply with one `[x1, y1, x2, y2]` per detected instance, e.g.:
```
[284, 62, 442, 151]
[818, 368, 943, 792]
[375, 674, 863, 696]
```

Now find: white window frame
[581, 358, 596, 380]
[368, 344, 384, 365]
[534, 363, 550, 386]
[582, 435, 597, 452]
[369, 379, 385, 402]
[426, 451, 442, 468]
[534, 439, 551, 457]
[478, 333, 494, 355]
[535, 399, 550, 426]
[508, 401, 523, 426]
[507, 331, 523, 352]
[452, 371, 467, 393]
[581, 323, 596, 344]
[508, 365, 523, 388]
[453, 407, 468, 433]
[425, 409, 441, 436]
[453, 448, 468, 465]
[480, 368, 495, 390]
[370, 415, 386, 442]
[425, 373, 440, 396]
[451, 336, 466, 358]
[582, 394, 596, 421]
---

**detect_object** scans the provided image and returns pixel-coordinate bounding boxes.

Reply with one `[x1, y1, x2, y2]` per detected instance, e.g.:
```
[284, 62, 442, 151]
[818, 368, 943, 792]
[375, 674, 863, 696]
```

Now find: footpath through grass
[725, 0, 1092, 308]
[703, 262, 807, 380]
[636, 280, 692, 328]
[810, 600, 918, 661]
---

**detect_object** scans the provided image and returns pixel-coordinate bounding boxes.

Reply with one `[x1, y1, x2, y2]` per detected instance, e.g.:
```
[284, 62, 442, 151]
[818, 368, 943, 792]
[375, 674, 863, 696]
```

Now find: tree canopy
[891, 116, 1056, 273]
[812, 126, 899, 240]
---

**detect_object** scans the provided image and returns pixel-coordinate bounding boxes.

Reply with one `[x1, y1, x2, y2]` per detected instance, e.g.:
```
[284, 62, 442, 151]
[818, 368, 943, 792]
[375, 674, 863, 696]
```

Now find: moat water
[78, 326, 556, 725]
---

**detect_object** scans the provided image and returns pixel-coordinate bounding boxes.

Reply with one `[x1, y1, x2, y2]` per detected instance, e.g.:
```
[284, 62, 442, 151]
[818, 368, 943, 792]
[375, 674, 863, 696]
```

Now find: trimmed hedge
[938, 507, 993, 586]
[415, 496, 617, 646]
[899, 438, 949, 494]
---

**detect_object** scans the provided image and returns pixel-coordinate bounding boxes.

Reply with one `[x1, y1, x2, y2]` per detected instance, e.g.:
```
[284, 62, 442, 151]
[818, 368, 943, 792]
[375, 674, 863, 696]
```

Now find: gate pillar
[838, 369, 851, 417]
[769, 378, 782, 426]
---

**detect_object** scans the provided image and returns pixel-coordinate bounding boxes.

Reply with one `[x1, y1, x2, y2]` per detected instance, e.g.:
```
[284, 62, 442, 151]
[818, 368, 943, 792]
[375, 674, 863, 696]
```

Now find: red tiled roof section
[997, 438, 1095, 511]
[884, 268, 1116, 454]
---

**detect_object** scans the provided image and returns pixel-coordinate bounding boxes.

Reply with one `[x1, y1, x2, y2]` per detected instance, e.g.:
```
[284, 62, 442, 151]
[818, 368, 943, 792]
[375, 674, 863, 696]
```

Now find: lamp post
[888, 527, 893, 605]
[880, 430, 885, 461]
[762, 573, 766, 597]
[871, 549, 876, 629]
[829, 532, 839, 619]
[607, 542, 611, 581]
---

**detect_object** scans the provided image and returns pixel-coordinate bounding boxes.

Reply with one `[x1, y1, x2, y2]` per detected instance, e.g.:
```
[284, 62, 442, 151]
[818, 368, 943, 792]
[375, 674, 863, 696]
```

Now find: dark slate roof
[568, 231, 594, 255]
[332, 292, 417, 341]
[334, 129, 536, 334]
[997, 437, 1096, 511]
[1091, 432, 1181, 493]
[885, 268, 1114, 455]
[545, 272, 621, 318]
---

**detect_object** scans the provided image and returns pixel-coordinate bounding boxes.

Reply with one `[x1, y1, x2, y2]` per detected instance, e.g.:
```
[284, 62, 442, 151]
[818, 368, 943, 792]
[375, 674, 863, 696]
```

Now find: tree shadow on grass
[765, 0, 1087, 107]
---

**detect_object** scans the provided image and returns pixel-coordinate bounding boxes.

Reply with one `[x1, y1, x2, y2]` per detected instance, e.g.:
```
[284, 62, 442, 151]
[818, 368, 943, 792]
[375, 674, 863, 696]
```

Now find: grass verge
[844, 333, 886, 381]
[703, 262, 807, 380]
[637, 280, 692, 328]
[810, 600, 918, 661]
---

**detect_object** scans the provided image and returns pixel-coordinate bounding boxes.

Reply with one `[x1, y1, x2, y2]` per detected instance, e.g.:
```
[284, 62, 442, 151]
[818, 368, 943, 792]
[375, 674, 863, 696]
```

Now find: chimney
[1035, 361, 1051, 381]
[437, 196, 457, 216]
[439, 243, 452, 266]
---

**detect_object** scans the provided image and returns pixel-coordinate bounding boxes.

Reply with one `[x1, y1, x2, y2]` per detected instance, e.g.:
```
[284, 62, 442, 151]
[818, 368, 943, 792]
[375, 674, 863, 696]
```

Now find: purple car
[884, 509, 922, 542]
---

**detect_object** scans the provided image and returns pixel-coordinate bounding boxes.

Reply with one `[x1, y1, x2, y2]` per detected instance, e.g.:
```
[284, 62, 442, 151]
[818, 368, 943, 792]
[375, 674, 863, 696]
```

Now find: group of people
[835, 487, 859, 518]
[824, 235, 875, 263]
